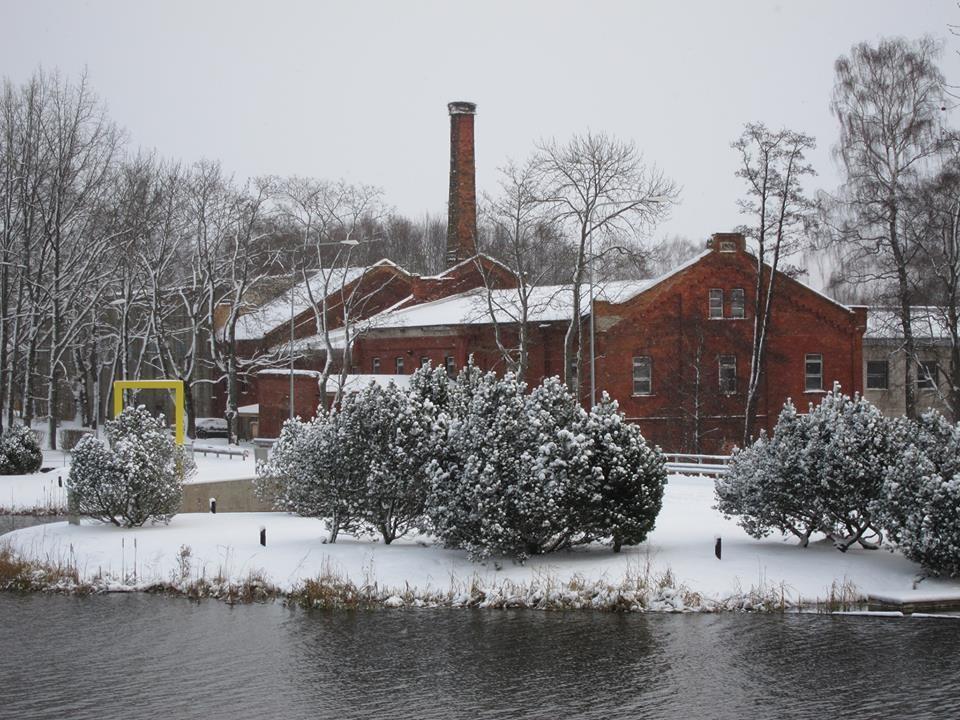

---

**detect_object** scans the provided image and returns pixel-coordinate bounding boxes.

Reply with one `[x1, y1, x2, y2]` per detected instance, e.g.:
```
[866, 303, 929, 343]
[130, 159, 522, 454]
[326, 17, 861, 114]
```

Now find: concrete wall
[180, 478, 274, 513]
[863, 342, 952, 417]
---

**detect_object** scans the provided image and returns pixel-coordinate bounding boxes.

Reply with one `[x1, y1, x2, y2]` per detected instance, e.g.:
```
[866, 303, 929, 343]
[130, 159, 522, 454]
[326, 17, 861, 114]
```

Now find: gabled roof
[235, 259, 410, 340]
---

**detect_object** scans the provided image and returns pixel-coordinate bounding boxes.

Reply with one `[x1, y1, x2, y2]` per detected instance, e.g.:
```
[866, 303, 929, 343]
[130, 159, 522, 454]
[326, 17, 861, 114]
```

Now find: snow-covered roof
[235, 261, 402, 340]
[864, 307, 953, 343]
[255, 369, 411, 392]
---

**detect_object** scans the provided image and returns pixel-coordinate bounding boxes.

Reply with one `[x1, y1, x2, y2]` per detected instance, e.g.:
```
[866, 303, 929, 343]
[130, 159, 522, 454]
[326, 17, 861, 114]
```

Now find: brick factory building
[244, 101, 868, 452]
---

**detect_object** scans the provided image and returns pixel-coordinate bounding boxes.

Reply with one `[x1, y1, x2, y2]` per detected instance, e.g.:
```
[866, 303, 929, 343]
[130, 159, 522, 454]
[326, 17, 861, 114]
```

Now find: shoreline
[0, 543, 858, 613]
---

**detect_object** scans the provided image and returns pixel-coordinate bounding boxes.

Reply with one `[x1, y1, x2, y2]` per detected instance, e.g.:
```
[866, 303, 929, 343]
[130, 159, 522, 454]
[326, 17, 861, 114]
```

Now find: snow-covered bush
[806, 387, 895, 550]
[347, 380, 435, 544]
[0, 425, 43, 475]
[717, 388, 895, 551]
[426, 370, 542, 560]
[879, 412, 960, 577]
[426, 372, 664, 560]
[67, 406, 191, 527]
[255, 411, 365, 543]
[716, 400, 827, 547]
[578, 394, 666, 552]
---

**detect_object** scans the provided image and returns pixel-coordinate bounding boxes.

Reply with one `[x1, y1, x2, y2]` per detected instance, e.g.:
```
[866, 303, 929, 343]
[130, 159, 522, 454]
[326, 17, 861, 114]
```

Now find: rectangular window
[372, 357, 381, 374]
[866, 360, 888, 390]
[444, 355, 456, 376]
[395, 356, 405, 374]
[805, 353, 823, 392]
[730, 288, 745, 319]
[719, 354, 737, 394]
[632, 356, 652, 395]
[420, 357, 430, 369]
[709, 289, 724, 319]
[918, 360, 938, 390]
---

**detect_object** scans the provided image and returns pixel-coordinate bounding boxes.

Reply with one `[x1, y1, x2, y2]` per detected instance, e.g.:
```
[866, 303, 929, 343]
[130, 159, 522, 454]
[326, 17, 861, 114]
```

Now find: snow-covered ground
[5, 475, 959, 607]
[0, 437, 255, 512]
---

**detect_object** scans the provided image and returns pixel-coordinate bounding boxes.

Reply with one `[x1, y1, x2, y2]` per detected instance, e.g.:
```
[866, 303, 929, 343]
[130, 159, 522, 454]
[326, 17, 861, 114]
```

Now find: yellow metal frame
[113, 379, 185, 445]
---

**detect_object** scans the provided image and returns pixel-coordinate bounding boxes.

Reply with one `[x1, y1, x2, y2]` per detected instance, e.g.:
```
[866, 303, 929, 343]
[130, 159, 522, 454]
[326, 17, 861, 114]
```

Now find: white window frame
[805, 353, 823, 392]
[709, 289, 724, 319]
[632, 356, 652, 396]
[395, 356, 405, 374]
[730, 288, 745, 319]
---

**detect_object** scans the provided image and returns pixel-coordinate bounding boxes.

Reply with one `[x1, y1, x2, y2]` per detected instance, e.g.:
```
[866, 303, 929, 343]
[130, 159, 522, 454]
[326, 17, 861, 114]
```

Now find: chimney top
[448, 101, 477, 115]
[708, 232, 746, 253]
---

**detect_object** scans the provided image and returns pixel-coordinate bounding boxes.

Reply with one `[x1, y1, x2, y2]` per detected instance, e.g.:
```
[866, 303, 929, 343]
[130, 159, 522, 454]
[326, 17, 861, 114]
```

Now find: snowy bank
[4, 476, 958, 610]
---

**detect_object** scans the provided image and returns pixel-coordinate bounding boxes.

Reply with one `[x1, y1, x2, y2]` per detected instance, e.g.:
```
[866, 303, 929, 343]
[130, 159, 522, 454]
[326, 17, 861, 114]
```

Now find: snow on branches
[67, 406, 193, 527]
[259, 363, 667, 561]
[0, 425, 43, 475]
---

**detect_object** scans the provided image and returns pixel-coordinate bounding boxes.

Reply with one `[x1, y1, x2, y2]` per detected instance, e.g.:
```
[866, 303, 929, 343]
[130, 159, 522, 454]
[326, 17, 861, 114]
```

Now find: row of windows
[371, 355, 457, 375]
[631, 353, 825, 395]
[866, 359, 939, 390]
[708, 288, 746, 320]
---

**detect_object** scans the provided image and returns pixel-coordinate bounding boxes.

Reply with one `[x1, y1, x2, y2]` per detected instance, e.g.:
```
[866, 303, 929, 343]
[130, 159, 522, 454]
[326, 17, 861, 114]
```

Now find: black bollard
[715, 537, 722, 560]
[58, 476, 62, 488]
[260, 526, 266, 547]
[209, 498, 217, 514]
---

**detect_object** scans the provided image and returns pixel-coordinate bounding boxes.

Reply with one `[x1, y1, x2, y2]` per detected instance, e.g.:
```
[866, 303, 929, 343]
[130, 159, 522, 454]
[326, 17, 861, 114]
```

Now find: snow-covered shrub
[0, 425, 43, 475]
[717, 388, 895, 551]
[255, 411, 364, 543]
[578, 393, 666, 552]
[716, 400, 827, 547]
[426, 372, 664, 560]
[805, 387, 895, 550]
[67, 406, 191, 527]
[346, 380, 435, 544]
[426, 370, 540, 560]
[879, 412, 960, 576]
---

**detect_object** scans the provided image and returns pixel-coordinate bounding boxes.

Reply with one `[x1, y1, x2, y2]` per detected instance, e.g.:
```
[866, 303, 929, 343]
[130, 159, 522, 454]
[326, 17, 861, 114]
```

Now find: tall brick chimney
[446, 101, 478, 267]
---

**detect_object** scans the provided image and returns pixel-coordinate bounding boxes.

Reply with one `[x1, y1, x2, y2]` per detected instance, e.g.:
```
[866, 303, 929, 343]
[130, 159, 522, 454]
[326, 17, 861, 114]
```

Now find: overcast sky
[4, 0, 959, 243]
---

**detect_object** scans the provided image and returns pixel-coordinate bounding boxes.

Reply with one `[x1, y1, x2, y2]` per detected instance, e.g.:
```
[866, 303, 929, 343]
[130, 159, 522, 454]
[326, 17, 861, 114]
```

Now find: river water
[1, 594, 958, 720]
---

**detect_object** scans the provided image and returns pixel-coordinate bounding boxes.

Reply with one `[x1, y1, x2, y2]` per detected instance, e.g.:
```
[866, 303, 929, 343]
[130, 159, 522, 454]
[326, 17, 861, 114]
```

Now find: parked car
[194, 417, 229, 439]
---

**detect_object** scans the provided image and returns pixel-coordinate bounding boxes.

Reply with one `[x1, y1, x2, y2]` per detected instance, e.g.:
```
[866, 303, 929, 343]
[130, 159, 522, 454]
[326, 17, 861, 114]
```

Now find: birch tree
[831, 36, 946, 419]
[733, 122, 816, 445]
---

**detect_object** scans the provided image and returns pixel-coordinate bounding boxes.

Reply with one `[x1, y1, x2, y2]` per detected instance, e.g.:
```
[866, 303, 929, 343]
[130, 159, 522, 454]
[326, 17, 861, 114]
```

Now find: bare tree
[477, 158, 567, 381]
[279, 178, 386, 409]
[733, 122, 816, 445]
[200, 167, 280, 444]
[831, 36, 946, 419]
[532, 131, 678, 400]
[903, 139, 960, 419]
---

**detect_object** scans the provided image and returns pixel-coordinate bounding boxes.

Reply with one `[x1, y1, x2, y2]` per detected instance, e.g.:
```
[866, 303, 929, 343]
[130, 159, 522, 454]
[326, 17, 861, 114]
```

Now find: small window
[918, 360, 938, 390]
[372, 357, 381, 374]
[632, 356, 652, 395]
[730, 288, 745, 319]
[444, 355, 456, 376]
[395, 356, 405, 374]
[719, 355, 737, 394]
[420, 357, 430, 369]
[709, 289, 724, 319]
[866, 360, 888, 390]
[805, 353, 823, 391]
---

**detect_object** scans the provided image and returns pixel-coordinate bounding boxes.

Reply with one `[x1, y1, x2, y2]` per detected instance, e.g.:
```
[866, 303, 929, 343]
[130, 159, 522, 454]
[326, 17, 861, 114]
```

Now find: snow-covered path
[5, 475, 958, 605]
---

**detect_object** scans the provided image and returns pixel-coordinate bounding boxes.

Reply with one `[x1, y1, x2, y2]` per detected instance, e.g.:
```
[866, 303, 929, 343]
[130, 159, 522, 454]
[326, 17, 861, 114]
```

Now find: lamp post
[288, 238, 362, 420]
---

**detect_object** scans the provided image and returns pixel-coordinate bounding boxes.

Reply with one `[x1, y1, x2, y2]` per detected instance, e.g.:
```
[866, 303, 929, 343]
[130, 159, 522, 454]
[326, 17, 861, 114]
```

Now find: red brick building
[246, 101, 867, 451]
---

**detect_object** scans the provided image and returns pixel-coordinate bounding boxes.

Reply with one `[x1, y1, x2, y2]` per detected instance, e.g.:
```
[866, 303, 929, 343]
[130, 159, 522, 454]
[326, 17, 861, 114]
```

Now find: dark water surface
[1, 593, 958, 720]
